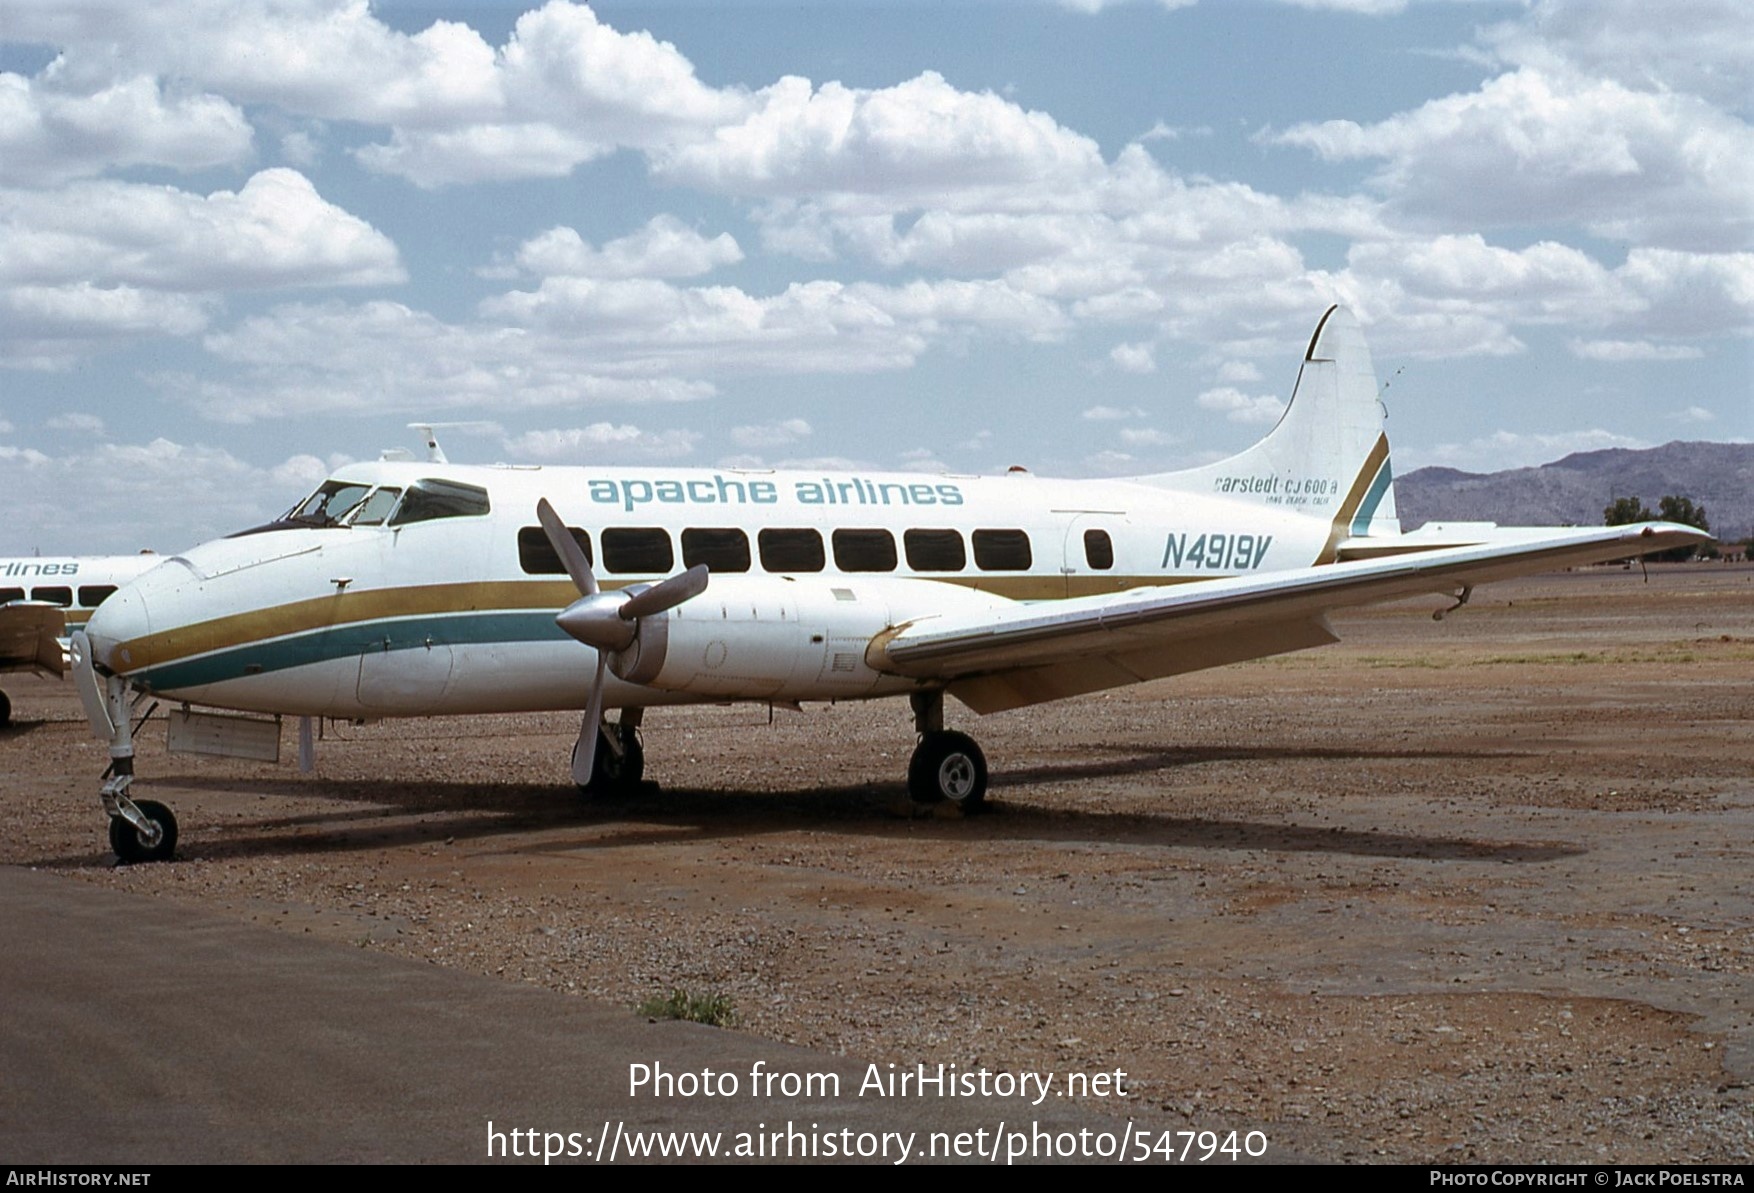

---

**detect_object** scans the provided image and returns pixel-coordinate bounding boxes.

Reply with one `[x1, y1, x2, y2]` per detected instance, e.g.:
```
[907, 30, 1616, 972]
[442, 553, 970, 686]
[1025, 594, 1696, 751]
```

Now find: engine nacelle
[625, 576, 1015, 701]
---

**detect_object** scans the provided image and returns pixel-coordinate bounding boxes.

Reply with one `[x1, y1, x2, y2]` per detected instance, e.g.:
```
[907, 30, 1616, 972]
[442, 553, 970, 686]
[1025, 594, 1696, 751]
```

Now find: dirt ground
[4, 563, 1751, 1164]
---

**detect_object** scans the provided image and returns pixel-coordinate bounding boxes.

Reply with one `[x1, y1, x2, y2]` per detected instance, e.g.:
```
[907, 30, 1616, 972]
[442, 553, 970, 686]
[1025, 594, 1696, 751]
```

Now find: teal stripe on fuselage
[134, 610, 570, 693]
[1350, 460, 1394, 534]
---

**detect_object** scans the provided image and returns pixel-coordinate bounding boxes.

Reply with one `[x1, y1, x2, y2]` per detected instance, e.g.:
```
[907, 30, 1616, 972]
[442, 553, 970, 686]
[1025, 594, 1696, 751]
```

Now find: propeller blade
[536, 498, 598, 598]
[620, 564, 709, 621]
[572, 653, 608, 786]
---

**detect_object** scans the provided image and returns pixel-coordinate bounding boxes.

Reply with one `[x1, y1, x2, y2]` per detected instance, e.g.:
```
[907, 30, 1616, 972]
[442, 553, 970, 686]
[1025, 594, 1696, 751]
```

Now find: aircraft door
[1060, 513, 1129, 597]
[348, 524, 459, 712]
[357, 633, 456, 712]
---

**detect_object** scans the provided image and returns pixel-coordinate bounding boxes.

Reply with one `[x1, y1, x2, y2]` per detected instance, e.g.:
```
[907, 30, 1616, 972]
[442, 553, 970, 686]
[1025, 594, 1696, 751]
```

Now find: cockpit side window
[388, 479, 491, 526]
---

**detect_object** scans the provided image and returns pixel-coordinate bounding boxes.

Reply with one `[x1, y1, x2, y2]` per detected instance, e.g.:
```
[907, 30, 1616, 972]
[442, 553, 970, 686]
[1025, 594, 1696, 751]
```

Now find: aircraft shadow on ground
[38, 740, 1576, 868]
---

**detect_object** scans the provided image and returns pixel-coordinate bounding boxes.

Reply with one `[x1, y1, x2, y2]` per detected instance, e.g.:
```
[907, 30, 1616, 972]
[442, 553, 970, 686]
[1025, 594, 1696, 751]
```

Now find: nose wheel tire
[908, 730, 988, 810]
[109, 799, 178, 864]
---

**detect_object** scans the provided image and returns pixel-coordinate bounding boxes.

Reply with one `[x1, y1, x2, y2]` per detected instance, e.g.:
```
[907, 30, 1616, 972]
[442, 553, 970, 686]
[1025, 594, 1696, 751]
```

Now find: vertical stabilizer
[1138, 305, 1400, 552]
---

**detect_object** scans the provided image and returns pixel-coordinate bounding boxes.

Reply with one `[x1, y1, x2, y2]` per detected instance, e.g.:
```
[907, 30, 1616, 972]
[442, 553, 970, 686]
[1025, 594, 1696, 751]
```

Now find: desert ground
[4, 562, 1751, 1164]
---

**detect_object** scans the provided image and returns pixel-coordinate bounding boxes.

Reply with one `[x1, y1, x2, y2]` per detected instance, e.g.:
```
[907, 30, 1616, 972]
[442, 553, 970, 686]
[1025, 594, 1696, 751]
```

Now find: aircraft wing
[873, 522, 1710, 714]
[0, 602, 69, 676]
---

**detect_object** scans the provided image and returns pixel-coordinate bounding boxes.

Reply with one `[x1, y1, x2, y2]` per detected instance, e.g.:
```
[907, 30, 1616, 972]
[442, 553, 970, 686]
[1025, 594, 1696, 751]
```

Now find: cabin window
[904, 529, 966, 572]
[31, 586, 72, 607]
[350, 487, 402, 526]
[1083, 529, 1115, 570]
[972, 529, 1033, 571]
[682, 528, 751, 573]
[78, 585, 119, 608]
[389, 478, 491, 526]
[601, 528, 674, 575]
[517, 525, 592, 575]
[0, 588, 24, 603]
[758, 528, 825, 573]
[832, 529, 898, 573]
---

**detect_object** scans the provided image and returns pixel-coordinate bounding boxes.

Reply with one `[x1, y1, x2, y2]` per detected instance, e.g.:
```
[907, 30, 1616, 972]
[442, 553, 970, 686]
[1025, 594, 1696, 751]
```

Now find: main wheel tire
[0, 689, 11, 728]
[575, 725, 646, 795]
[908, 730, 988, 809]
[109, 799, 178, 864]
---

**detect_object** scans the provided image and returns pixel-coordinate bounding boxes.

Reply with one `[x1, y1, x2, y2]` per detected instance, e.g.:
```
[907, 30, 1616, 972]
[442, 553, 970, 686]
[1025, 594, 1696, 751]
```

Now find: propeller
[536, 499, 708, 785]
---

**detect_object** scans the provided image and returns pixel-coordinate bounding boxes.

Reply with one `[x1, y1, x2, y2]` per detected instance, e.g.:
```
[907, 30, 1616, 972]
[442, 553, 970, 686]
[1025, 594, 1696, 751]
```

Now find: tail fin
[1138, 305, 1400, 551]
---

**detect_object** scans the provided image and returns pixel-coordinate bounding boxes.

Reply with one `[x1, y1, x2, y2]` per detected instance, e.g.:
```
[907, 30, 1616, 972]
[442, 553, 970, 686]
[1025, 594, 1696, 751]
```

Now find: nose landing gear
[72, 631, 178, 864]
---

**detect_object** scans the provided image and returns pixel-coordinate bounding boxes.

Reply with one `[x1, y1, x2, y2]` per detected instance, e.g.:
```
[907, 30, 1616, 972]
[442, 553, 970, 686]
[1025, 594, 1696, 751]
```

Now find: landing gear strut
[573, 708, 646, 795]
[906, 691, 988, 810]
[69, 632, 177, 863]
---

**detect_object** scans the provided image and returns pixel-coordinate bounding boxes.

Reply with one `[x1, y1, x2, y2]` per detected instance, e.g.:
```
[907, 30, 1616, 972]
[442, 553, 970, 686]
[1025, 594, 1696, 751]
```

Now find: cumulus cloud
[1196, 386, 1286, 425]
[45, 411, 105, 434]
[1269, 67, 1754, 251]
[1482, 0, 1754, 112]
[654, 72, 1106, 209]
[0, 169, 403, 368]
[188, 299, 715, 422]
[478, 273, 1064, 378]
[279, 129, 320, 166]
[1108, 342, 1156, 374]
[1568, 339, 1706, 362]
[0, 71, 252, 185]
[1119, 427, 1177, 446]
[730, 418, 811, 449]
[1413, 428, 1649, 474]
[507, 216, 743, 279]
[1276, 0, 1406, 12]
[354, 2, 750, 185]
[0, 170, 404, 292]
[0, 434, 338, 553]
[1, 285, 213, 370]
[501, 423, 701, 462]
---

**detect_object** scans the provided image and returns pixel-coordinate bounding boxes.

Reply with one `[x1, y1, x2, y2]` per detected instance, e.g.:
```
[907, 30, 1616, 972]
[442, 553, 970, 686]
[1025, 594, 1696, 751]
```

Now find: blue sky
[2, 0, 1749, 552]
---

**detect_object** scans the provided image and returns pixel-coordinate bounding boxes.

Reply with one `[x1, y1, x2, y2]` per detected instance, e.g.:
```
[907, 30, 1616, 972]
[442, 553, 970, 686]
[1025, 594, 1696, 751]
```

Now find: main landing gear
[568, 694, 989, 810]
[573, 708, 646, 795]
[906, 691, 988, 810]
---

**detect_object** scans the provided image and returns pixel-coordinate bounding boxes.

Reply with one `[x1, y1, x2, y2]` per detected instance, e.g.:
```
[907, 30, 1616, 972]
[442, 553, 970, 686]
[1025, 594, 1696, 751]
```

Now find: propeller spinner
[536, 499, 708, 785]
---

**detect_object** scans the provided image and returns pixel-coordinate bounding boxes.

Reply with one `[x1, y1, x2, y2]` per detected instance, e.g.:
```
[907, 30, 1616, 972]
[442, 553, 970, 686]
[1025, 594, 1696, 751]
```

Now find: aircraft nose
[85, 581, 152, 674]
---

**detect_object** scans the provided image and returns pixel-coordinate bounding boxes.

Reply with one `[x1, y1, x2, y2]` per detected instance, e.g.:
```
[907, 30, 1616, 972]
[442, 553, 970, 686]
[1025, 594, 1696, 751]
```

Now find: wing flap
[0, 602, 69, 675]
[949, 616, 1339, 713]
[877, 522, 1707, 702]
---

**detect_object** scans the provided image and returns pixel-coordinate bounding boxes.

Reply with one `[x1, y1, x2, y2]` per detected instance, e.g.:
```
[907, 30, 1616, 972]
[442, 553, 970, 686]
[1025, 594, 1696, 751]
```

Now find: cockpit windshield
[230, 476, 487, 538]
[350, 486, 402, 526]
[284, 481, 372, 528]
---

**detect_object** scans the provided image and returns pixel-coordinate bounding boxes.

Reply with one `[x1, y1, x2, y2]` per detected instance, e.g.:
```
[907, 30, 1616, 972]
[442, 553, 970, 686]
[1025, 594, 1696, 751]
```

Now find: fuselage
[85, 460, 1348, 718]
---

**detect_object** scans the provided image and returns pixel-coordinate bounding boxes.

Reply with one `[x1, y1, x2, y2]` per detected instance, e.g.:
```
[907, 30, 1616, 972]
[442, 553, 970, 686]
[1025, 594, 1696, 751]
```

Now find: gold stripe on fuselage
[112, 573, 1192, 672]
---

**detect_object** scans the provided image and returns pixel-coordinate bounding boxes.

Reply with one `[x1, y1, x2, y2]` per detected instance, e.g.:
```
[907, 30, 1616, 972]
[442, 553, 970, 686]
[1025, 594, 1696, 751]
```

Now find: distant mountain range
[1396, 440, 1754, 543]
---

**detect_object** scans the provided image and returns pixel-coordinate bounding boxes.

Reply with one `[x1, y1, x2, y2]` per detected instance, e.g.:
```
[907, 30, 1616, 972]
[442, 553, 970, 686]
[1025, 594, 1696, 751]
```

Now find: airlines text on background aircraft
[0, 553, 158, 727]
[69, 307, 1708, 862]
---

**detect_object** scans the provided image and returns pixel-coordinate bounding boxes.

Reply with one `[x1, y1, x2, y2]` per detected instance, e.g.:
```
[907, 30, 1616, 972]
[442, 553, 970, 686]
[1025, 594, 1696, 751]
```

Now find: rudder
[1136, 305, 1400, 548]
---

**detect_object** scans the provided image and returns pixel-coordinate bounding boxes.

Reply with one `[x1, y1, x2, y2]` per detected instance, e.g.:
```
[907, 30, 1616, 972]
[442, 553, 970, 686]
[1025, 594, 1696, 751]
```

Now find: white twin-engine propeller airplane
[71, 306, 1707, 862]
